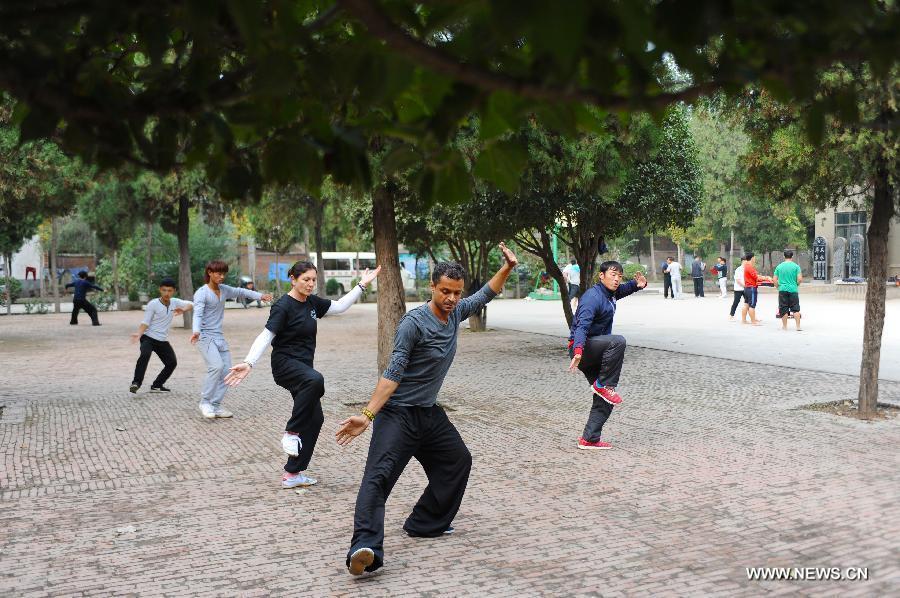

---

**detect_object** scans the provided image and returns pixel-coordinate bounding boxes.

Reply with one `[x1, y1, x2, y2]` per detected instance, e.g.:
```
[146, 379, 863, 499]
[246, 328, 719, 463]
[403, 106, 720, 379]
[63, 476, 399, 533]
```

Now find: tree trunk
[857, 159, 894, 420]
[247, 235, 256, 286]
[373, 185, 406, 373]
[4, 253, 11, 316]
[146, 220, 153, 285]
[274, 252, 280, 297]
[649, 234, 657, 281]
[112, 248, 120, 310]
[39, 240, 45, 299]
[730, 229, 735, 264]
[51, 217, 60, 313]
[312, 199, 326, 297]
[177, 195, 193, 328]
[467, 242, 489, 332]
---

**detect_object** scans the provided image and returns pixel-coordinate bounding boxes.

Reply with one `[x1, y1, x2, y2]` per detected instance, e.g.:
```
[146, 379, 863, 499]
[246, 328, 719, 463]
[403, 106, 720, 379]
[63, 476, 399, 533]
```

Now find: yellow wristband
[362, 408, 375, 422]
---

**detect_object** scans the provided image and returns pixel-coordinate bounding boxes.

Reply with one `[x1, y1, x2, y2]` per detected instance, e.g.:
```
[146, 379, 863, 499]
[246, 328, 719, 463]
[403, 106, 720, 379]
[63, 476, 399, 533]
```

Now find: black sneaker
[406, 526, 454, 537]
[129, 383, 139, 394]
[150, 385, 171, 392]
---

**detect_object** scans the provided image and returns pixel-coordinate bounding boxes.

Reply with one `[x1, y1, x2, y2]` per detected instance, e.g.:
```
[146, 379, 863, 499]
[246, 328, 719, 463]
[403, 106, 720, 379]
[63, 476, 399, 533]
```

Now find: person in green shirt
[773, 250, 803, 331]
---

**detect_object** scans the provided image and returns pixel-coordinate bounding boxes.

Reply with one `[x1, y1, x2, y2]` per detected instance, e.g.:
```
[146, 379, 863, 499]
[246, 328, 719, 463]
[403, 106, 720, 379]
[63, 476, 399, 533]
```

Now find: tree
[0, 96, 85, 313]
[688, 107, 812, 266]
[742, 67, 899, 418]
[0, 0, 896, 367]
[134, 168, 218, 327]
[78, 175, 142, 304]
[511, 108, 702, 326]
[247, 186, 307, 295]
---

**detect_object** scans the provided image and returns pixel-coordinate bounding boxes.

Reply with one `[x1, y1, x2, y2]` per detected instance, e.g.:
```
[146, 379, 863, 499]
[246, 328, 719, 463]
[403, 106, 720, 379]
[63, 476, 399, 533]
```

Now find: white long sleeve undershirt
[241, 285, 364, 366]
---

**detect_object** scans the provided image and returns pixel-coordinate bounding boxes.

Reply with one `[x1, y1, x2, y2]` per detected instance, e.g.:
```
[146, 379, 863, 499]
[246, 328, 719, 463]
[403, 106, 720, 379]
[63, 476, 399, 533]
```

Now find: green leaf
[18, 105, 58, 144]
[804, 103, 825, 146]
[474, 140, 528, 194]
[480, 91, 525, 140]
[382, 145, 421, 175]
[433, 152, 472, 205]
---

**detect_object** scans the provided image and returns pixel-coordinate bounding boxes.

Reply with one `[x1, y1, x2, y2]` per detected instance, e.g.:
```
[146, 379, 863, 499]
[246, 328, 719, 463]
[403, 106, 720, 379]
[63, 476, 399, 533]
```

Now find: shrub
[0, 277, 22, 306]
[23, 298, 49, 314]
[326, 277, 341, 295]
[622, 263, 647, 281]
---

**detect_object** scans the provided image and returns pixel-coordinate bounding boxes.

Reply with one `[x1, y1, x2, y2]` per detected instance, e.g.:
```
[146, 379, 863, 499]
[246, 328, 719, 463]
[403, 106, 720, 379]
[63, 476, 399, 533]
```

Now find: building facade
[814, 200, 900, 280]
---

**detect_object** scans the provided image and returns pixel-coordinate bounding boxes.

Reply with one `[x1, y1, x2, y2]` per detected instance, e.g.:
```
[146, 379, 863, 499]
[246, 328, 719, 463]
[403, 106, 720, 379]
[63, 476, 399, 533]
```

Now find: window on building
[355, 258, 377, 270]
[322, 258, 351, 271]
[835, 211, 867, 241]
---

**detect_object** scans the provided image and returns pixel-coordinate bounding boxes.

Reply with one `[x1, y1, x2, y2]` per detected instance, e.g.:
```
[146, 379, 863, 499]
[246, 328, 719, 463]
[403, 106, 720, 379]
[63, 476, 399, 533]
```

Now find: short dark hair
[718, 257, 726, 263]
[159, 277, 177, 289]
[743, 252, 754, 261]
[432, 262, 466, 284]
[77, 270, 87, 279]
[204, 260, 229, 282]
[598, 260, 623, 274]
[667, 256, 674, 261]
[784, 250, 794, 258]
[694, 255, 701, 260]
[288, 261, 317, 279]
[570, 258, 576, 265]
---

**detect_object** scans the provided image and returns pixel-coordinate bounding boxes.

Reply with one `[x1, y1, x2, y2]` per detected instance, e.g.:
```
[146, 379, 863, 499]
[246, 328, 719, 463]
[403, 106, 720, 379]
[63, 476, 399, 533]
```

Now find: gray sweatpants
[198, 336, 232, 407]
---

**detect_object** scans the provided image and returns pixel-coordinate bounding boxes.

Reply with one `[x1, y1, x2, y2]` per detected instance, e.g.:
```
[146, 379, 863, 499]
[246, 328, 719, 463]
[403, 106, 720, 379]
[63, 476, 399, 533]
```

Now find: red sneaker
[592, 382, 623, 405]
[578, 437, 612, 450]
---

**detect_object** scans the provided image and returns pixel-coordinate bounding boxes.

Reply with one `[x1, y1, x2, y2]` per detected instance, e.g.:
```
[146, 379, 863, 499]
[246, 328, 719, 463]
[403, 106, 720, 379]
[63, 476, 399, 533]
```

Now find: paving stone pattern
[1, 307, 898, 596]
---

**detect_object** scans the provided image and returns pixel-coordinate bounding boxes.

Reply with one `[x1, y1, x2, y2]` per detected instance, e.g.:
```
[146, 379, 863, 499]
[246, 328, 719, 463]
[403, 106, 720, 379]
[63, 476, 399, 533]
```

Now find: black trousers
[71, 298, 99, 325]
[729, 290, 745, 316]
[348, 404, 472, 572]
[132, 335, 177, 387]
[272, 355, 325, 473]
[693, 278, 705, 297]
[663, 274, 672, 298]
[576, 335, 626, 442]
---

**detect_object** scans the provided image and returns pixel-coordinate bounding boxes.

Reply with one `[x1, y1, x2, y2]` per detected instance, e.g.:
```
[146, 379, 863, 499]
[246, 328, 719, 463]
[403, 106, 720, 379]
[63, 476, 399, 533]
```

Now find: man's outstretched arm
[335, 377, 400, 446]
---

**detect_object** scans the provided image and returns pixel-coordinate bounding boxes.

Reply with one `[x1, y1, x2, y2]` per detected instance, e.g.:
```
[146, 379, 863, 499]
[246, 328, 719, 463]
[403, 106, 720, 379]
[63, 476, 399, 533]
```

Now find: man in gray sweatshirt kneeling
[336, 243, 518, 576]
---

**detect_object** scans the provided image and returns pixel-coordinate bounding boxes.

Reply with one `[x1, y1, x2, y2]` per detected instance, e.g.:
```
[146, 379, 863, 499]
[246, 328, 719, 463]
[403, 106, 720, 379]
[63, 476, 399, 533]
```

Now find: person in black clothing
[66, 271, 103, 325]
[691, 256, 705, 297]
[225, 261, 380, 489]
[662, 258, 673, 299]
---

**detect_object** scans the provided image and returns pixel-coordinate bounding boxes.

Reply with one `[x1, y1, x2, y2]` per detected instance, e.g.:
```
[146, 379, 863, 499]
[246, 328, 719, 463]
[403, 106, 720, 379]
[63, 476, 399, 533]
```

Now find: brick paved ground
[1, 305, 899, 597]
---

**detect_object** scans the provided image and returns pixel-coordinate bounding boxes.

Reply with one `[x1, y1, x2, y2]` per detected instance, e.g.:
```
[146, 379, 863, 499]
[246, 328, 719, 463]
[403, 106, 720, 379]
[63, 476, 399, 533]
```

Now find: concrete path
[481, 292, 900, 382]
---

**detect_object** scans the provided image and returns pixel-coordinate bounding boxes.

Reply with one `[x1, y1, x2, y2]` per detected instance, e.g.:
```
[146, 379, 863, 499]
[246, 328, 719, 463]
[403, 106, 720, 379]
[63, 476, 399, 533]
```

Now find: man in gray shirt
[129, 277, 192, 394]
[336, 243, 518, 576]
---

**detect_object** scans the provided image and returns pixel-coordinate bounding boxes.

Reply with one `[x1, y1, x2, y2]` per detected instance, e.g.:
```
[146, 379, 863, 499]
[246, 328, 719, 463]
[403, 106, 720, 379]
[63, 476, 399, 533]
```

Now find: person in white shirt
[664, 257, 683, 299]
[129, 278, 193, 393]
[729, 257, 746, 320]
[563, 258, 581, 310]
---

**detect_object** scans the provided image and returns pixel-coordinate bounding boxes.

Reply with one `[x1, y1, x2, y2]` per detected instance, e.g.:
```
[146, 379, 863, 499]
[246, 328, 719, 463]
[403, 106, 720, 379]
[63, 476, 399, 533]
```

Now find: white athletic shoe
[213, 407, 233, 418]
[282, 433, 301, 456]
[282, 471, 317, 488]
[199, 402, 216, 419]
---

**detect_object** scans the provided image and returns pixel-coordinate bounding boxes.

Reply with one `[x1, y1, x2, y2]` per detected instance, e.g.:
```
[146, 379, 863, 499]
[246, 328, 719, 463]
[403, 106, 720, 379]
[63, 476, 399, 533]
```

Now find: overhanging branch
[338, 0, 719, 110]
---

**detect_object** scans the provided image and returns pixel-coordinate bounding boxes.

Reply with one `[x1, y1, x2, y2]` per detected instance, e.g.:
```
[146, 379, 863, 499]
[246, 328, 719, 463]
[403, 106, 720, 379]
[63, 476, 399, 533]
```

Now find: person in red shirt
[741, 252, 762, 325]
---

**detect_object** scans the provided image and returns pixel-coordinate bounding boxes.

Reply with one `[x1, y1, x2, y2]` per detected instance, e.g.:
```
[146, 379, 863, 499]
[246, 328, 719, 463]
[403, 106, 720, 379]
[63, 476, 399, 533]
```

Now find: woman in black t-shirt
[225, 260, 380, 488]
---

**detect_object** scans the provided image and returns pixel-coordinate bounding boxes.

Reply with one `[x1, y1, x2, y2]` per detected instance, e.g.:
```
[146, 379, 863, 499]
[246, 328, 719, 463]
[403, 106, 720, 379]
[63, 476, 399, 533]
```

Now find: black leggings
[272, 356, 325, 473]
